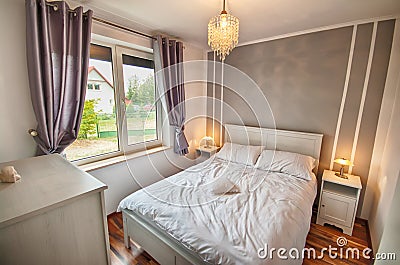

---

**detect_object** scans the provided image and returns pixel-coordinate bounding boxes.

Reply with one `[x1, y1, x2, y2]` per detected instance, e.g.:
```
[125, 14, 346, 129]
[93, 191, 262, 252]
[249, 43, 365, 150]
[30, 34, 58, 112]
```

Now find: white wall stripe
[349, 22, 378, 174]
[330, 25, 358, 170]
[212, 52, 216, 139]
[220, 61, 224, 147]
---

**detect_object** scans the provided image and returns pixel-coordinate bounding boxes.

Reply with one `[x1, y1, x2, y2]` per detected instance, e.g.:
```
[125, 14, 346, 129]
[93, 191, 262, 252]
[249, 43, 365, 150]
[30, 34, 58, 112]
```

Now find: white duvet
[118, 157, 317, 264]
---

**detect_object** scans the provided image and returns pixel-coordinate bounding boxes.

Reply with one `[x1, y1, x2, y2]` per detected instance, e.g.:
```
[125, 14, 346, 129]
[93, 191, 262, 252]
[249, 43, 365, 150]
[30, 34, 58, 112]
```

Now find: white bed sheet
[118, 157, 317, 264]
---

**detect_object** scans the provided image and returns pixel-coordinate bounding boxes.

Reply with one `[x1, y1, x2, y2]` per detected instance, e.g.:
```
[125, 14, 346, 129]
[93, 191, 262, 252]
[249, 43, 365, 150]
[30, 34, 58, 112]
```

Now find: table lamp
[333, 158, 353, 179]
[199, 136, 215, 149]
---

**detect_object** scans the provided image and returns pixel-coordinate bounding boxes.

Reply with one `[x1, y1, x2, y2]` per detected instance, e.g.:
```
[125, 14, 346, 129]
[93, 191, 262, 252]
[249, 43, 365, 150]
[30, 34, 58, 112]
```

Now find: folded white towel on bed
[210, 175, 240, 195]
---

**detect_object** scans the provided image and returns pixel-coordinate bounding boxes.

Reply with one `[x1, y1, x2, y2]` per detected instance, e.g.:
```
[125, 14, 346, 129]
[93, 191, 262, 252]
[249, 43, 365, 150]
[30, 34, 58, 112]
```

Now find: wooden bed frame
[122, 124, 323, 265]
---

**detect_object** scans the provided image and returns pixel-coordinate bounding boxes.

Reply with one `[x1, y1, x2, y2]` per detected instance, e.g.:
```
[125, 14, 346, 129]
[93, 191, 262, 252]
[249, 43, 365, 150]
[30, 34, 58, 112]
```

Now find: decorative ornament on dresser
[0, 166, 21, 183]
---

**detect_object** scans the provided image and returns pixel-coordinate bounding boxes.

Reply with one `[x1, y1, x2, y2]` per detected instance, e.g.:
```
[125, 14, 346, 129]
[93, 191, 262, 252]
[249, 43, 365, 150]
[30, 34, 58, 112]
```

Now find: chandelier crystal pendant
[208, 0, 239, 61]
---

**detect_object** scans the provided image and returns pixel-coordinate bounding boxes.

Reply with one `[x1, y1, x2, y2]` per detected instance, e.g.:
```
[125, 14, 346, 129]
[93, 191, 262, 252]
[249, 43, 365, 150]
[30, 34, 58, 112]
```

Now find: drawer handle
[322, 205, 325, 207]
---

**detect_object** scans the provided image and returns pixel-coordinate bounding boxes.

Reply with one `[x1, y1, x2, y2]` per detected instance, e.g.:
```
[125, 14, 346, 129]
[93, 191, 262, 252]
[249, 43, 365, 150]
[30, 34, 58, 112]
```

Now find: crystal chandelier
[208, 0, 239, 61]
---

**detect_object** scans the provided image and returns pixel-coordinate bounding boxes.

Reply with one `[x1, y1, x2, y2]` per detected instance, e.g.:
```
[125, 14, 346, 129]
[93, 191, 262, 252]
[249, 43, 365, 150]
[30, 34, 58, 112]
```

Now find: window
[64, 42, 161, 163]
[119, 48, 157, 146]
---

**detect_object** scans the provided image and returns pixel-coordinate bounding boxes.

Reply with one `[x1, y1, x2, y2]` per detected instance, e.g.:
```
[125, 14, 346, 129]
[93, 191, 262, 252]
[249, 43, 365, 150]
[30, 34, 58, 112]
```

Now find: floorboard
[107, 211, 372, 264]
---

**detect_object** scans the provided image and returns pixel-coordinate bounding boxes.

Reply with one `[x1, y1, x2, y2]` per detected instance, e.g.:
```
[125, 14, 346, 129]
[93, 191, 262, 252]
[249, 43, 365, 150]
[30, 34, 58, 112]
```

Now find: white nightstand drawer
[320, 191, 356, 227]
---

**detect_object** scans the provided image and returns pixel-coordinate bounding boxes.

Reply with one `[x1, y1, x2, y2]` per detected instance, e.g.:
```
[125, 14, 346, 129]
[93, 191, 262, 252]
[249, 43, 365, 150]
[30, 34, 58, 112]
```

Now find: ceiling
[71, 0, 400, 49]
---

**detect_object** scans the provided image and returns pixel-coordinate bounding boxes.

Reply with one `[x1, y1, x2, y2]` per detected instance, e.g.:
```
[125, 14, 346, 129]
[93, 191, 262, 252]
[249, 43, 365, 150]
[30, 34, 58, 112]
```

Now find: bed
[118, 124, 323, 265]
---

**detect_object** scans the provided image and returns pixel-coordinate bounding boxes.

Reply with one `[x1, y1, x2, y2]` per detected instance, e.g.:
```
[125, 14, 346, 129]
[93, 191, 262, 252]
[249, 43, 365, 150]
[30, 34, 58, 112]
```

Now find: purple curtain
[25, 0, 92, 155]
[153, 36, 189, 155]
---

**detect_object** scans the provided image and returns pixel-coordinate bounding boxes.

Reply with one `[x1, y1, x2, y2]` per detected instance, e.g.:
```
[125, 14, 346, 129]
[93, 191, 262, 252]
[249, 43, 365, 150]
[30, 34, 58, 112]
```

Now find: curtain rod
[44, 2, 156, 40]
[43, 1, 185, 47]
[93, 17, 186, 48]
[92, 17, 156, 40]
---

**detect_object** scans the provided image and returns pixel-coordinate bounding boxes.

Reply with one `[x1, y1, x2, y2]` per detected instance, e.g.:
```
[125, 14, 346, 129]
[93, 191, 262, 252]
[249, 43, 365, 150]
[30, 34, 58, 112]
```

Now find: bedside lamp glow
[199, 136, 215, 149]
[333, 158, 353, 179]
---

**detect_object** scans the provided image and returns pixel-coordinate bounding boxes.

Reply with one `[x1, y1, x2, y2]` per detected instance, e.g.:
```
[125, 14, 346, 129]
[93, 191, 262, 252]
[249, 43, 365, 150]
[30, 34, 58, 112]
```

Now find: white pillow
[216, 142, 264, 166]
[209, 176, 240, 195]
[255, 150, 316, 180]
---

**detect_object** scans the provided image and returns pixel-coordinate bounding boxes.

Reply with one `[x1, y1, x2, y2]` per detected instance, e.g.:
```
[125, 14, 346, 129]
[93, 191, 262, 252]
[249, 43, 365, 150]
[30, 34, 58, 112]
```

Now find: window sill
[78, 145, 171, 172]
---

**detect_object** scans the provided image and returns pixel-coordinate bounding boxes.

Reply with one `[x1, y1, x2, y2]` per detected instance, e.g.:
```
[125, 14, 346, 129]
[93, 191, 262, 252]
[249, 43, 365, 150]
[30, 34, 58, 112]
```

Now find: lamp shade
[333, 158, 353, 166]
[199, 136, 215, 148]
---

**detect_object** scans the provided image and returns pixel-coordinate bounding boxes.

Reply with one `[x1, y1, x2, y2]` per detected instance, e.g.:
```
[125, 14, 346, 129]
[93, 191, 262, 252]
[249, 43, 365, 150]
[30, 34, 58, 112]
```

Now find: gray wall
[0, 0, 37, 162]
[207, 20, 395, 214]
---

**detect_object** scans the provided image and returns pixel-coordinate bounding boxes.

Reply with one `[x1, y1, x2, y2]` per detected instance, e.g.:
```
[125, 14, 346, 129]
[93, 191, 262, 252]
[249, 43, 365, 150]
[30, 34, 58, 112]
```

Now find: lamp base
[335, 172, 348, 179]
[334, 166, 348, 179]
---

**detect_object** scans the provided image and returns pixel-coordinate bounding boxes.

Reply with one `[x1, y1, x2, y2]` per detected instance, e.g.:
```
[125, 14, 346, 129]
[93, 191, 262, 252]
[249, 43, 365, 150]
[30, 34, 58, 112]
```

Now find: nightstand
[196, 146, 220, 159]
[316, 169, 362, 236]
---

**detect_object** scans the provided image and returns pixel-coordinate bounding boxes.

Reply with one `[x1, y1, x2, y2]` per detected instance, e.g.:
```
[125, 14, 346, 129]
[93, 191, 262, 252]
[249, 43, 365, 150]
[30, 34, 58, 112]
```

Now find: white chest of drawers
[0, 154, 110, 265]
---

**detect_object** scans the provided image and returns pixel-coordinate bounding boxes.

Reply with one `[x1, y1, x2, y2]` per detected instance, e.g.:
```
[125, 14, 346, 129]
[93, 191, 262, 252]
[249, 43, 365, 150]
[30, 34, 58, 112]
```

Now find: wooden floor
[108, 212, 372, 265]
[304, 213, 372, 265]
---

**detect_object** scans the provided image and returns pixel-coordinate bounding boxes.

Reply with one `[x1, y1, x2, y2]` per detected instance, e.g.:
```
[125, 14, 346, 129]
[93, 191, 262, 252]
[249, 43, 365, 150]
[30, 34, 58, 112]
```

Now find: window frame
[72, 39, 163, 166]
[115, 45, 162, 153]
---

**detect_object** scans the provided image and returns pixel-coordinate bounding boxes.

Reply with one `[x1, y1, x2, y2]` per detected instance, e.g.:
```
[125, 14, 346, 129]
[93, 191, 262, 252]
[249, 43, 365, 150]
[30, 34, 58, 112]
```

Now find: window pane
[122, 54, 157, 146]
[64, 44, 119, 161]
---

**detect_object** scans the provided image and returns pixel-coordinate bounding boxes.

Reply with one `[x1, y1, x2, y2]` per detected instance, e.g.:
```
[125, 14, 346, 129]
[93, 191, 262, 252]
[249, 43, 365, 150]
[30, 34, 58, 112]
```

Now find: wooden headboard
[224, 124, 323, 173]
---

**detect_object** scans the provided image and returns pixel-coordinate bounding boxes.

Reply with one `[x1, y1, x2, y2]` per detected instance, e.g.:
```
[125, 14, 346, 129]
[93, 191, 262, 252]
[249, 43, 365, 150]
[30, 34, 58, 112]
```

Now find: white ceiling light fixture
[208, 0, 239, 61]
